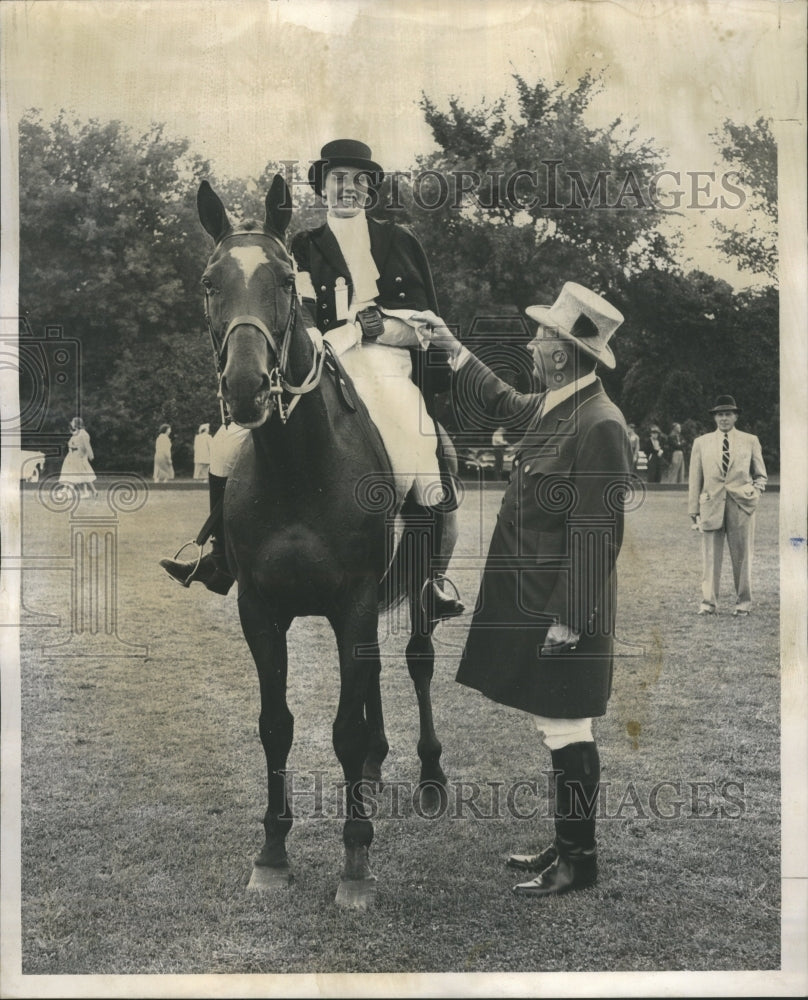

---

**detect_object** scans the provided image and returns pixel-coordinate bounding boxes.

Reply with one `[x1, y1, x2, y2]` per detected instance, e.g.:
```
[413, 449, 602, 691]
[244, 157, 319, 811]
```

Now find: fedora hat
[525, 282, 624, 370]
[709, 395, 740, 413]
[308, 139, 384, 196]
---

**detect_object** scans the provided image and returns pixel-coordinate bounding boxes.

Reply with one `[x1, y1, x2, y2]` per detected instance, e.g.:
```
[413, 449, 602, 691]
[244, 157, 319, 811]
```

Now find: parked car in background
[458, 444, 517, 480]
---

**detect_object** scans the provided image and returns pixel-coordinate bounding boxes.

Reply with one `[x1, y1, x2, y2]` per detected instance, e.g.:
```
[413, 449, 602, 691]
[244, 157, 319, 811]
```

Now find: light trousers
[700, 499, 755, 612]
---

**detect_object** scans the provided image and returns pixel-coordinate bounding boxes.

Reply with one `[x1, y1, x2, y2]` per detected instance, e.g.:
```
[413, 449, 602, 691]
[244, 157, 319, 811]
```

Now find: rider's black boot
[160, 474, 235, 595]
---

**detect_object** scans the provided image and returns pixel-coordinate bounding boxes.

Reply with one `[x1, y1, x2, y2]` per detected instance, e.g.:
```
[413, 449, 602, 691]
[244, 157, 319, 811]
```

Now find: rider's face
[324, 167, 371, 217]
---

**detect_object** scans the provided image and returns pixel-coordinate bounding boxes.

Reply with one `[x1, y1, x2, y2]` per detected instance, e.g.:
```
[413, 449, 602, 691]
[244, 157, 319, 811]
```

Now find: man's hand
[409, 310, 462, 359]
[540, 624, 580, 656]
[690, 514, 701, 532]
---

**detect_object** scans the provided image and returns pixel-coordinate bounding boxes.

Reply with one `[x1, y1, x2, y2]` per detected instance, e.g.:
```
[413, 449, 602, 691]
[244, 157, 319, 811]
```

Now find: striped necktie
[721, 432, 730, 476]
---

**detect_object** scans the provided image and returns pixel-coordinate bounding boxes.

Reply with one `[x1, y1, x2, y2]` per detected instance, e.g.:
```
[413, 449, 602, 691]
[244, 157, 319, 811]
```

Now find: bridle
[204, 229, 326, 424]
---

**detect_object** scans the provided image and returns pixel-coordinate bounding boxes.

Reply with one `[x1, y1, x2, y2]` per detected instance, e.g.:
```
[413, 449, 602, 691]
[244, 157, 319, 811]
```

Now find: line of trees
[17, 75, 778, 473]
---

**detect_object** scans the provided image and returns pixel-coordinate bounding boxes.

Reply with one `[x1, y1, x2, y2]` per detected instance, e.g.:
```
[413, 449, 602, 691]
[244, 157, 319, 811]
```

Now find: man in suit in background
[414, 282, 633, 898]
[688, 395, 767, 616]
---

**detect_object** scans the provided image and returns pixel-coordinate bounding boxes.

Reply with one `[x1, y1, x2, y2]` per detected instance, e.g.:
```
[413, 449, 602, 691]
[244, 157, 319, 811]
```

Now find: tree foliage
[413, 72, 678, 335]
[711, 117, 777, 281]
[17, 99, 779, 475]
[614, 270, 777, 462]
[17, 112, 317, 473]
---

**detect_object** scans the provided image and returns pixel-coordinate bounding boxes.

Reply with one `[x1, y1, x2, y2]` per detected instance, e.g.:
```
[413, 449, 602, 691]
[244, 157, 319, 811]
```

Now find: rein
[204, 229, 326, 425]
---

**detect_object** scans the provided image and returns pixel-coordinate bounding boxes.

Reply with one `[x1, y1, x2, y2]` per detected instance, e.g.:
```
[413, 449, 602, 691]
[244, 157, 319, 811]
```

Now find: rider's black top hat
[308, 139, 384, 196]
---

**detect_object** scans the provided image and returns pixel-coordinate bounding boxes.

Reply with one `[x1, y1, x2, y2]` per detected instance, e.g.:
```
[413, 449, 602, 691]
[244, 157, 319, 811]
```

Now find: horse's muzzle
[221, 374, 272, 428]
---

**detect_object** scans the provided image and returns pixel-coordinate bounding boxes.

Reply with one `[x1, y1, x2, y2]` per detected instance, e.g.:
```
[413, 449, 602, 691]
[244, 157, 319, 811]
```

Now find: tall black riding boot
[513, 741, 600, 897]
[160, 474, 235, 595]
[401, 496, 464, 621]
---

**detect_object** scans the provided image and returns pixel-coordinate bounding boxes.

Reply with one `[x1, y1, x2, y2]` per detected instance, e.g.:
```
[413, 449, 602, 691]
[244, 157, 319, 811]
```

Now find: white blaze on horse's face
[229, 246, 271, 287]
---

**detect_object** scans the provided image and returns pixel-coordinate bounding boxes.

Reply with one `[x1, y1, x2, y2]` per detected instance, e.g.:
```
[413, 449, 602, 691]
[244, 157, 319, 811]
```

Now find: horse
[195, 176, 451, 908]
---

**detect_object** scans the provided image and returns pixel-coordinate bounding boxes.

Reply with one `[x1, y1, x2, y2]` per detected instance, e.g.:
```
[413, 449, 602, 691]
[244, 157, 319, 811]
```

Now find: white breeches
[337, 342, 442, 506]
[532, 716, 594, 751]
[209, 423, 250, 477]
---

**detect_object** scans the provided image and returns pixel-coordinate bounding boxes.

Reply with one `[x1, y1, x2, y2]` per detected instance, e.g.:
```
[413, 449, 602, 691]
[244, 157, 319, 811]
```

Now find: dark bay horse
[196, 176, 448, 908]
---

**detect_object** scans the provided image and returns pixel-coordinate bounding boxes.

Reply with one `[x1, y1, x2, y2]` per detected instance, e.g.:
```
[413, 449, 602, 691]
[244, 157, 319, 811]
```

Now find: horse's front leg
[330, 582, 380, 909]
[238, 588, 294, 888]
[363, 663, 389, 786]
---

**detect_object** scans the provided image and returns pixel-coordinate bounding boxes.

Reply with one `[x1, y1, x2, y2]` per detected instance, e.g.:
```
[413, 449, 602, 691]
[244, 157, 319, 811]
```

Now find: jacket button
[323, 319, 330, 327]
[395, 276, 402, 283]
[398, 292, 406, 299]
[320, 285, 326, 291]
[524, 464, 531, 473]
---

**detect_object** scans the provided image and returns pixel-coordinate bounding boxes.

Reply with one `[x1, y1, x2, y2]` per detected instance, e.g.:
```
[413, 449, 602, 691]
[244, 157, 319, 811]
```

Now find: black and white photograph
[1, 1, 806, 997]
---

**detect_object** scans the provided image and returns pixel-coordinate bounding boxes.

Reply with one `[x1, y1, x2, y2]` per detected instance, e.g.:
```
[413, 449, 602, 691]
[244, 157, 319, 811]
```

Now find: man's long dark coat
[453, 355, 633, 718]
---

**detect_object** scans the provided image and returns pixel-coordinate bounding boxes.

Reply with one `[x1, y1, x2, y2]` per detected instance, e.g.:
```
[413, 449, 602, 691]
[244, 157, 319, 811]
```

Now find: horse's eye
[201, 277, 214, 292]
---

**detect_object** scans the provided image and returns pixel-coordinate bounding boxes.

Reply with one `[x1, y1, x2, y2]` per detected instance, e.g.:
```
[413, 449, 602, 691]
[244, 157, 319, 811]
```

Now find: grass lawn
[13, 480, 780, 977]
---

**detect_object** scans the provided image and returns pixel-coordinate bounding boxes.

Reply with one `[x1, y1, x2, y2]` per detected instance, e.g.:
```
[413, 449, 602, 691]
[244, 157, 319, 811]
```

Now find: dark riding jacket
[453, 355, 633, 719]
[290, 217, 451, 415]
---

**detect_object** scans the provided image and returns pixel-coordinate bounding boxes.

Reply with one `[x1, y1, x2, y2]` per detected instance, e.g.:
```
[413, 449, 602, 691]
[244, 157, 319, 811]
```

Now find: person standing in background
[59, 416, 98, 499]
[153, 424, 175, 483]
[644, 425, 668, 483]
[688, 395, 767, 616]
[626, 423, 640, 472]
[193, 423, 212, 480]
[664, 422, 685, 483]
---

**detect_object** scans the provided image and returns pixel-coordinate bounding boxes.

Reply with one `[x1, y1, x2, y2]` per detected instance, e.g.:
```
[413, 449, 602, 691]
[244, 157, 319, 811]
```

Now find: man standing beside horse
[414, 283, 634, 898]
[162, 139, 463, 620]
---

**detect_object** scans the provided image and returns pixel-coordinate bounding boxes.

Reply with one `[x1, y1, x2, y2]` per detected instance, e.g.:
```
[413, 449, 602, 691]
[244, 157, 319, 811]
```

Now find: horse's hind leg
[330, 586, 379, 909]
[238, 590, 294, 888]
[406, 609, 447, 796]
[400, 511, 447, 796]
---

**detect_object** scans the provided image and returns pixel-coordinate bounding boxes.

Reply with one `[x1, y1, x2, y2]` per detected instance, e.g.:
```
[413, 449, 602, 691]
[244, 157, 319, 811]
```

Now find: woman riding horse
[163, 174, 454, 907]
[161, 139, 463, 622]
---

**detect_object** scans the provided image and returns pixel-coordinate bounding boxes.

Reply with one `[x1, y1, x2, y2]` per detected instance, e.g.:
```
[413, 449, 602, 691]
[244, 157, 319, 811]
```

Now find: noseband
[205, 230, 325, 424]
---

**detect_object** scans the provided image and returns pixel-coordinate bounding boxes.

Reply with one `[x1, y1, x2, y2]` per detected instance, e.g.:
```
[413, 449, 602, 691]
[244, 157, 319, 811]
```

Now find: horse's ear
[197, 181, 231, 243]
[265, 174, 292, 237]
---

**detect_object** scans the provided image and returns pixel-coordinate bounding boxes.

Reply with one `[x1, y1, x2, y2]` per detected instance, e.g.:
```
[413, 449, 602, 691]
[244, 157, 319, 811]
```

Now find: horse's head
[198, 176, 306, 428]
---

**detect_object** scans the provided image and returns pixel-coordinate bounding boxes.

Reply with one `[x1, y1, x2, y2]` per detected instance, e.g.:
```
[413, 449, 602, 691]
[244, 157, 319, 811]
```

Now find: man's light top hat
[308, 140, 384, 196]
[525, 282, 624, 370]
[709, 395, 740, 413]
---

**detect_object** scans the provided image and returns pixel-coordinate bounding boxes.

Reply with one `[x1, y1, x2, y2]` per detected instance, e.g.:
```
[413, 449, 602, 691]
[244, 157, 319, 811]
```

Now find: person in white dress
[193, 423, 212, 480]
[58, 417, 98, 498]
[153, 424, 175, 483]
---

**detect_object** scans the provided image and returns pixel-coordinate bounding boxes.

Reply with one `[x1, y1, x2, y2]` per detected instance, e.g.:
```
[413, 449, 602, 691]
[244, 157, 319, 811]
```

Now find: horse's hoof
[248, 863, 293, 890]
[335, 875, 377, 909]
